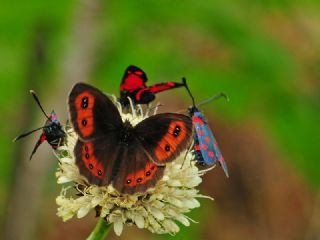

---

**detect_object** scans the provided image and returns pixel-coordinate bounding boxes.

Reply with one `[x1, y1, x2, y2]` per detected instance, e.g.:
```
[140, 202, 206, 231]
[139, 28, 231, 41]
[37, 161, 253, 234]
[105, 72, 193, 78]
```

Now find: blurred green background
[1, 1, 320, 239]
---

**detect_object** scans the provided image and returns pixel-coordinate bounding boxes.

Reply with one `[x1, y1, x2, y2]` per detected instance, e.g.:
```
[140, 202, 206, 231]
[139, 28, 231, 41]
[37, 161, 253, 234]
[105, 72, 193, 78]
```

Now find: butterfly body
[14, 91, 65, 160]
[120, 65, 185, 106]
[69, 82, 193, 194]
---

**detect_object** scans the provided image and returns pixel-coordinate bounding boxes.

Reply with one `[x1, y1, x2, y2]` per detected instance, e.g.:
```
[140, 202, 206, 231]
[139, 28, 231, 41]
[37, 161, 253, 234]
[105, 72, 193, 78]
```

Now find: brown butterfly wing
[134, 113, 193, 165]
[68, 82, 123, 141]
[74, 133, 121, 186]
[112, 137, 165, 194]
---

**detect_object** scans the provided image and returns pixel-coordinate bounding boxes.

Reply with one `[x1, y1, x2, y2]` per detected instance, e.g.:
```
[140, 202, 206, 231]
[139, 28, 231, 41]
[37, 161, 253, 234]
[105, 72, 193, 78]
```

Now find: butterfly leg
[29, 133, 46, 160]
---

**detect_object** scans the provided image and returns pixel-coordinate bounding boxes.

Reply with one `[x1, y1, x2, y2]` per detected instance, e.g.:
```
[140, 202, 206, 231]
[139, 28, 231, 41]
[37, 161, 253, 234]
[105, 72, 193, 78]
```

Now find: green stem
[87, 218, 112, 240]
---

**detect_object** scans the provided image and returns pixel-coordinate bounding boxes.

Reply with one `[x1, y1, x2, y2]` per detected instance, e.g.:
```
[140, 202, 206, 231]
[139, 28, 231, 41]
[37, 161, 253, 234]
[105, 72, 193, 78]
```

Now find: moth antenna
[182, 77, 196, 107]
[196, 92, 229, 108]
[13, 126, 46, 142]
[30, 90, 50, 120]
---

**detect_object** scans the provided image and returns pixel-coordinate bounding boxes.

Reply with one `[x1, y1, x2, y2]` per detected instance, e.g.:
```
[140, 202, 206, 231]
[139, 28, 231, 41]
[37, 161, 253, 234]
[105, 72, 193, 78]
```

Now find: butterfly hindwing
[113, 138, 165, 194]
[135, 113, 193, 165]
[68, 82, 123, 141]
[74, 134, 121, 186]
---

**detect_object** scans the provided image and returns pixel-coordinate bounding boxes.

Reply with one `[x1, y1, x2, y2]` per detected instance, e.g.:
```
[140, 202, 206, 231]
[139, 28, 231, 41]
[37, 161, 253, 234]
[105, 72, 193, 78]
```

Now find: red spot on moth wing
[192, 116, 204, 125]
[74, 92, 95, 137]
[195, 145, 201, 151]
[208, 151, 215, 158]
[197, 129, 203, 135]
[201, 144, 208, 150]
[135, 71, 143, 75]
[205, 136, 210, 142]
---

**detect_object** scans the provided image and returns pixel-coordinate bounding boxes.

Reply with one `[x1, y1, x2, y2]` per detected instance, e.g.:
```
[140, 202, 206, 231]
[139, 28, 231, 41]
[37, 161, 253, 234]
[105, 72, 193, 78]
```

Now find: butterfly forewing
[135, 113, 193, 165]
[69, 82, 123, 141]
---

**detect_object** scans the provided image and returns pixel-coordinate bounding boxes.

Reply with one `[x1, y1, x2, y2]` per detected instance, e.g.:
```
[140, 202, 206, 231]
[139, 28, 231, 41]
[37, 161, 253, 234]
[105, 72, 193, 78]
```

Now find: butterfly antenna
[30, 90, 50, 120]
[13, 126, 46, 142]
[196, 92, 229, 108]
[182, 77, 196, 107]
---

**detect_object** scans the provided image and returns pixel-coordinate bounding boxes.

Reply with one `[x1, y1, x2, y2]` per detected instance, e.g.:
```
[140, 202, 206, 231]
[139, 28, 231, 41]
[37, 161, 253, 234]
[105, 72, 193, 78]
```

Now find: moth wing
[120, 65, 148, 92]
[148, 82, 185, 93]
[194, 114, 229, 177]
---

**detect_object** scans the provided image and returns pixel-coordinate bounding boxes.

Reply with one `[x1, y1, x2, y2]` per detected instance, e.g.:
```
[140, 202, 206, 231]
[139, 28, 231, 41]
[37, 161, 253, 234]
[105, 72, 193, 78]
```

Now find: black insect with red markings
[183, 78, 229, 177]
[13, 90, 65, 160]
[68, 82, 193, 194]
[120, 65, 185, 106]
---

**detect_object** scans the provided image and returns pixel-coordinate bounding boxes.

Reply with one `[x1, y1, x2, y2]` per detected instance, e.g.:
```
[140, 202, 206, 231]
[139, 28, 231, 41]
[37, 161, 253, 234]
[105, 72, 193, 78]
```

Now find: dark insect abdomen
[44, 122, 66, 148]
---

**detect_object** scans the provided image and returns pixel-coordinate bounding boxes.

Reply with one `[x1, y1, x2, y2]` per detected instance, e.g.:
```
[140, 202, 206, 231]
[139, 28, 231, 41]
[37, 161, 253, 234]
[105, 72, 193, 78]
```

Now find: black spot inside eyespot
[81, 97, 88, 109]
[136, 178, 142, 183]
[126, 179, 131, 184]
[84, 146, 88, 151]
[165, 145, 170, 152]
[89, 164, 93, 169]
[98, 170, 102, 176]
[151, 166, 155, 170]
[173, 125, 181, 137]
[82, 119, 87, 126]
[146, 171, 151, 176]
[85, 153, 89, 159]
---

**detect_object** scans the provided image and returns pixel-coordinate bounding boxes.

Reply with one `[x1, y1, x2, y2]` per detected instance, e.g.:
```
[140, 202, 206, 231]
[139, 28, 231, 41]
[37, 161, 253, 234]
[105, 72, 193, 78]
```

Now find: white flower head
[55, 97, 213, 236]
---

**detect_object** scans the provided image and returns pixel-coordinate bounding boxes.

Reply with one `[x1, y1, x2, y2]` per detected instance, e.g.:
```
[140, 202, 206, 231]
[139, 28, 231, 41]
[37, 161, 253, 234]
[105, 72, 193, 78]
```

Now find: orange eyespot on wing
[124, 161, 159, 187]
[154, 120, 187, 162]
[74, 91, 95, 138]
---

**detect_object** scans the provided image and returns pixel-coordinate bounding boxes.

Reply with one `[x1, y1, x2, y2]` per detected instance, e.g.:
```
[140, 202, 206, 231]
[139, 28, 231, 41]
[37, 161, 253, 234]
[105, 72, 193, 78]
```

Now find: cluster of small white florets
[55, 100, 213, 236]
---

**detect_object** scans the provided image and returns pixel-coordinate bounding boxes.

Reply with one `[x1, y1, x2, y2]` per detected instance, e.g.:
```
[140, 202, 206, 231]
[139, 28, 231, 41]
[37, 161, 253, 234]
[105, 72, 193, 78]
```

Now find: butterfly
[182, 78, 229, 177]
[119, 65, 185, 106]
[68, 82, 193, 194]
[13, 90, 65, 160]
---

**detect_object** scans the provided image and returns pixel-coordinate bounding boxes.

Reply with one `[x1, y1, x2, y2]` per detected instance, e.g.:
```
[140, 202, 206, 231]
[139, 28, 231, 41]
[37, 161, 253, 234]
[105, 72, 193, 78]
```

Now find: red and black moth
[119, 65, 185, 106]
[183, 78, 229, 177]
[13, 91, 65, 160]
